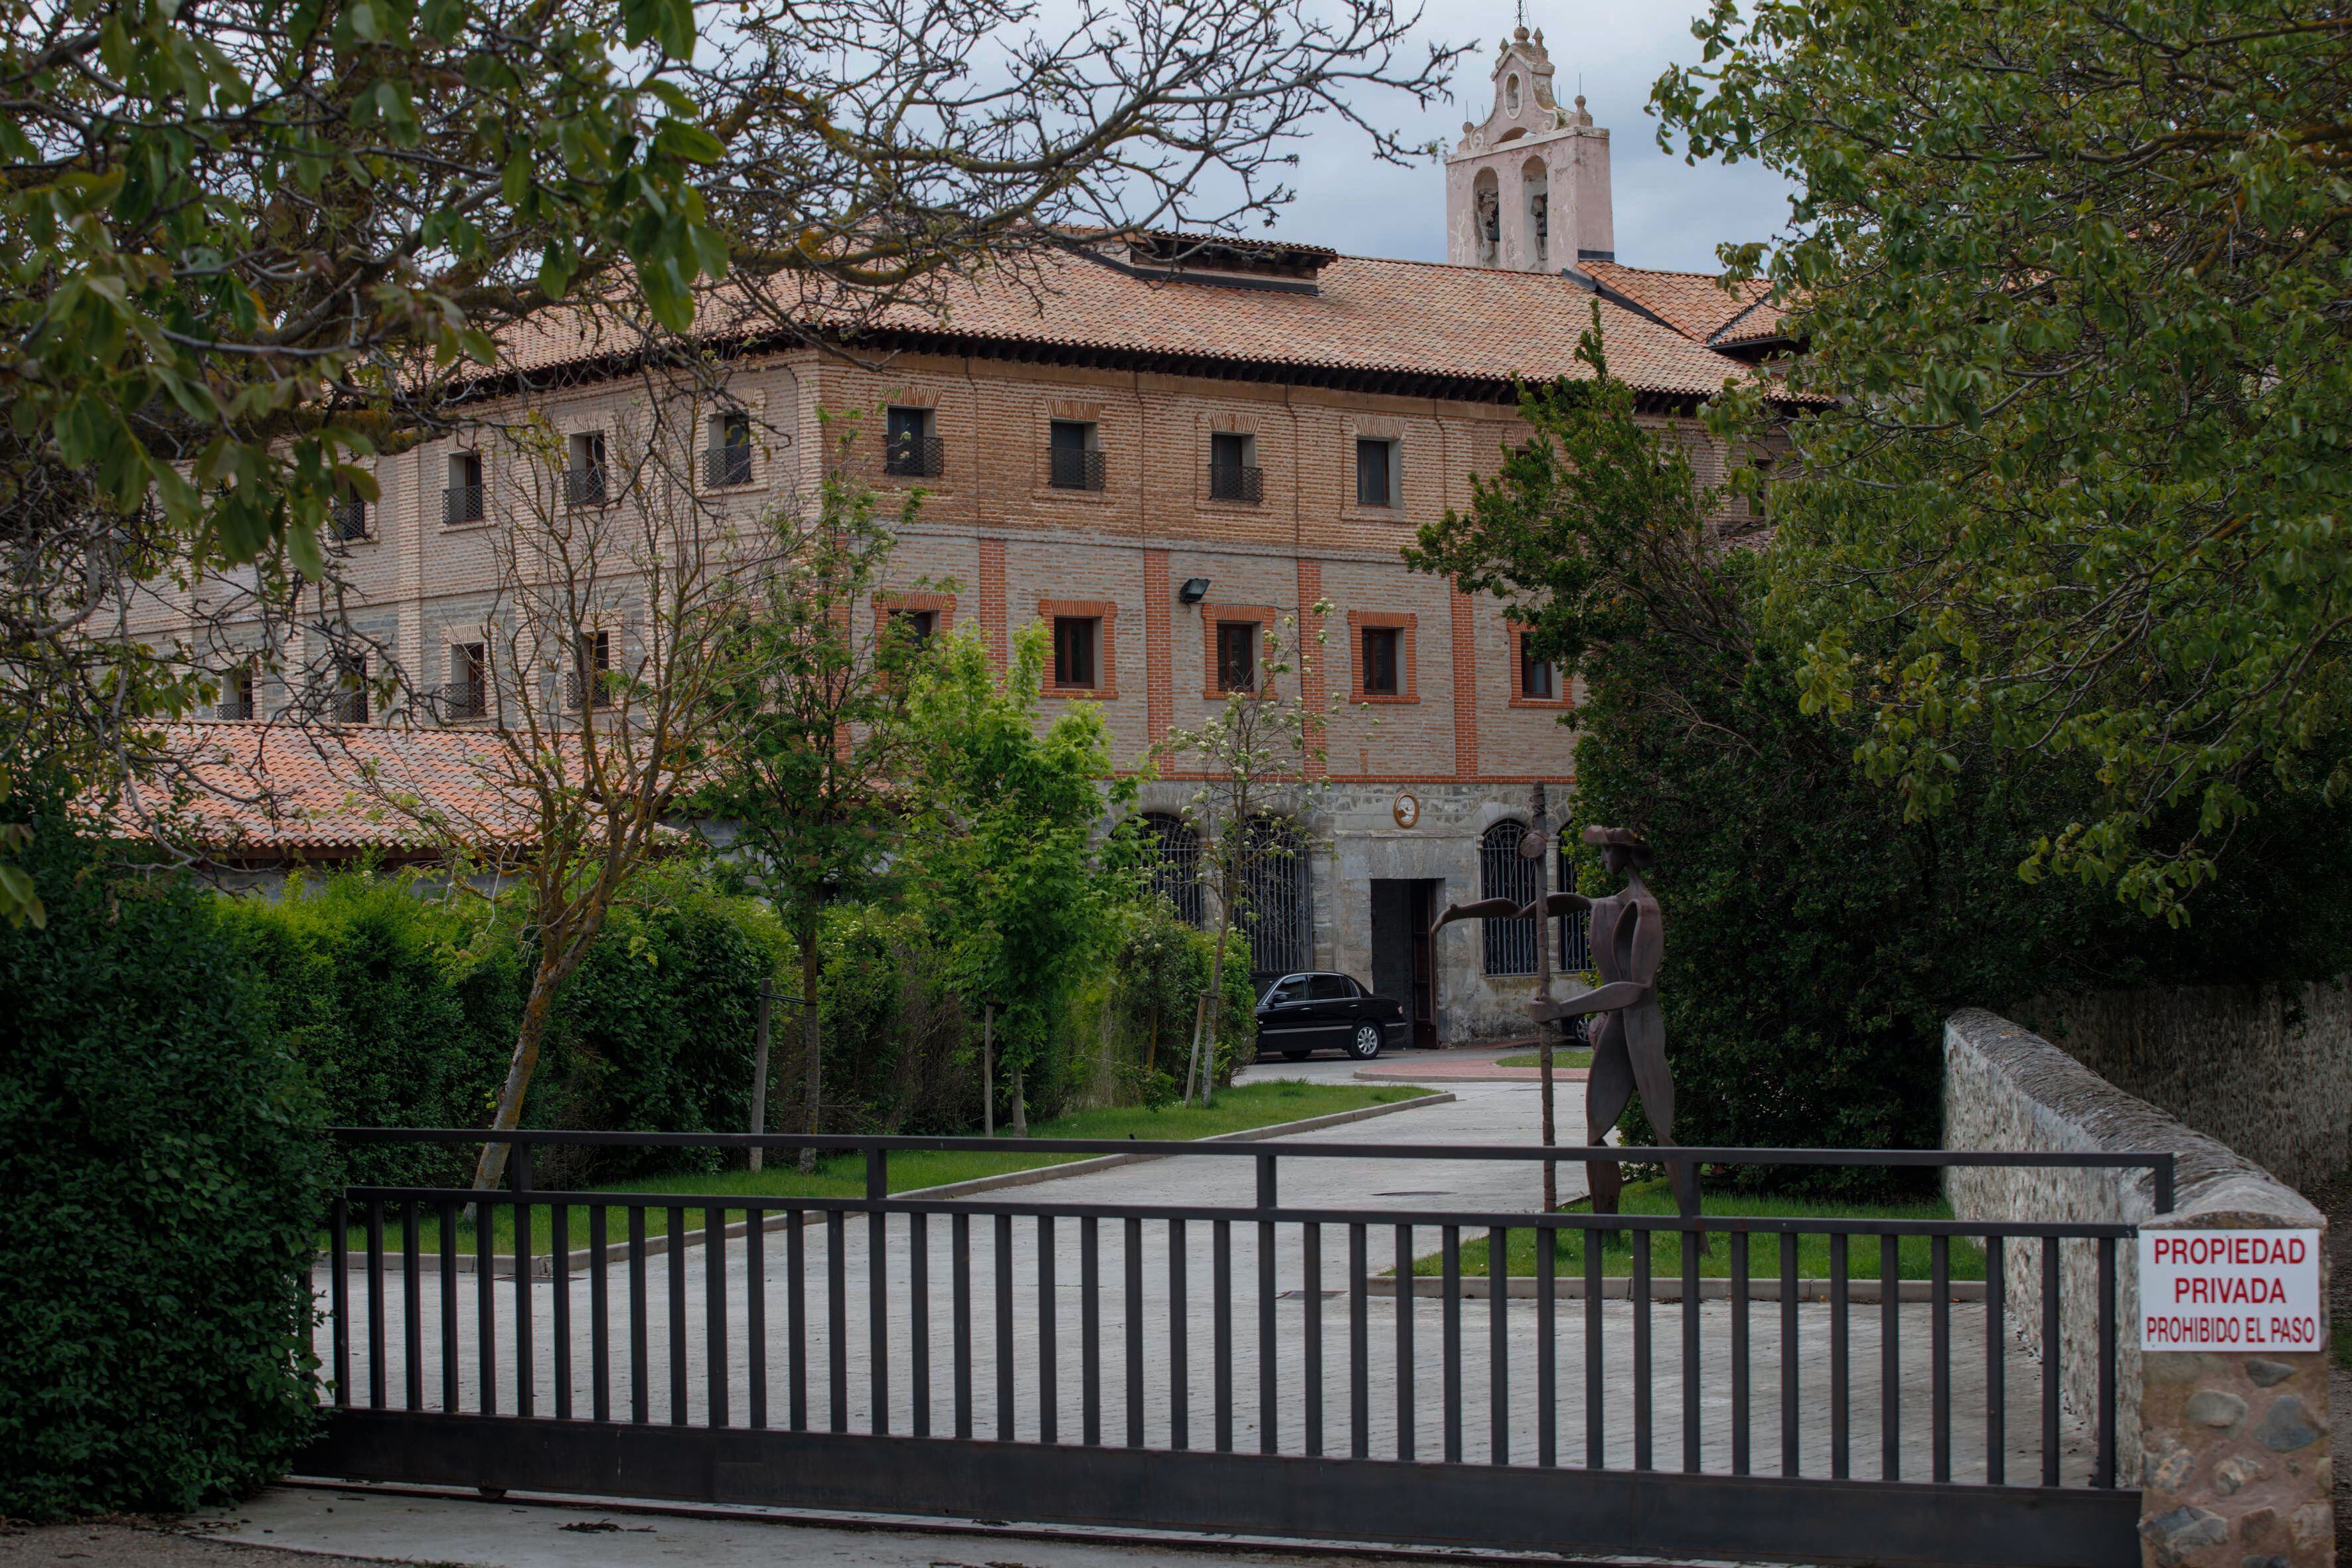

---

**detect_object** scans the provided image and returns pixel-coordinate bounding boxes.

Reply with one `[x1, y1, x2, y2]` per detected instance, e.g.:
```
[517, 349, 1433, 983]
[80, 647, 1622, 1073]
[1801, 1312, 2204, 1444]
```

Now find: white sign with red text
[2139, 1229, 2321, 1351]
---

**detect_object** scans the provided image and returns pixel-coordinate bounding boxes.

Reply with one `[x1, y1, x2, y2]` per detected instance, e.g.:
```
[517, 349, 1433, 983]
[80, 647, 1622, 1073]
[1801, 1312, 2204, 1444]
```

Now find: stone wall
[1944, 1009, 2332, 1567]
[2016, 980, 2352, 1194]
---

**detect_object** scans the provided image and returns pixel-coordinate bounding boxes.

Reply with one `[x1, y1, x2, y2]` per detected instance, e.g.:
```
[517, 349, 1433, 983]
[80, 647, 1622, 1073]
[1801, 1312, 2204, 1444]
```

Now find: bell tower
[1443, 25, 1613, 272]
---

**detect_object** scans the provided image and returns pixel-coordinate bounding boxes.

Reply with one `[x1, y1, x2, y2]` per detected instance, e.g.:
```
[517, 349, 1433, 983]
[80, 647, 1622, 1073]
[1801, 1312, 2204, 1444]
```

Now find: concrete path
[313, 1063, 2098, 1498]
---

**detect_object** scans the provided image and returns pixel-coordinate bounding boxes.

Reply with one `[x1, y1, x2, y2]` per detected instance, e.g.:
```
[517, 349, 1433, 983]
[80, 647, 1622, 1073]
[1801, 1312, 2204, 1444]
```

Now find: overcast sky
[1251, 1, 1796, 274]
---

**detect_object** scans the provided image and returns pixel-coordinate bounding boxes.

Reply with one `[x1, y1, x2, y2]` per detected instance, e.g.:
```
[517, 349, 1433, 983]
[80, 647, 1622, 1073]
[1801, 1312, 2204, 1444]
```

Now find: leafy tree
[902, 625, 1135, 1133]
[0, 0, 1462, 924]
[1654, 0, 2352, 917]
[703, 448, 928, 1169]
[1152, 609, 1331, 1107]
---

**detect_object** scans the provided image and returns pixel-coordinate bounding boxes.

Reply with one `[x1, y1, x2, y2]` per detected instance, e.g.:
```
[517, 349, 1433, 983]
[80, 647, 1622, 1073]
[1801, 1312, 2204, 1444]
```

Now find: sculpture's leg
[1584, 1015, 1634, 1218]
[1621, 1002, 1697, 1218]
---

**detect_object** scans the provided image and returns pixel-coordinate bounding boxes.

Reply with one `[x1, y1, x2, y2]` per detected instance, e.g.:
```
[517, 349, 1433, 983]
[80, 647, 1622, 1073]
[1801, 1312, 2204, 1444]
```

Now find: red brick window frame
[1038, 598, 1118, 700]
[1507, 621, 1573, 709]
[873, 591, 957, 644]
[1201, 604, 1279, 699]
[1345, 611, 1417, 704]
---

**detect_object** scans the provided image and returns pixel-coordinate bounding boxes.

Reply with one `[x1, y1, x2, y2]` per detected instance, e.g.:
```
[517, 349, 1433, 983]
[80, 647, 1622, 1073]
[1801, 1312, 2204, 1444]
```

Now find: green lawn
[1405, 1179, 1985, 1283]
[338, 1080, 1435, 1257]
[1493, 1048, 1595, 1070]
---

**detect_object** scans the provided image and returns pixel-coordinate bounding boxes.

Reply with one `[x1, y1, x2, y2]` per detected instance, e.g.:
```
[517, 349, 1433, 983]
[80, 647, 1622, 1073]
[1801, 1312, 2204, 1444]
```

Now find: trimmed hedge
[0, 814, 331, 1521]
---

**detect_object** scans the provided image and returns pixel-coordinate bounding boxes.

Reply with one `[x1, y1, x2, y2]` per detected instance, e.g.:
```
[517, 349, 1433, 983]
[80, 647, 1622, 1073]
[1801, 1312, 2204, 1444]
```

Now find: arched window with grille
[1479, 819, 1539, 975]
[1142, 812, 1203, 927]
[1239, 817, 1310, 980]
[1557, 825, 1593, 972]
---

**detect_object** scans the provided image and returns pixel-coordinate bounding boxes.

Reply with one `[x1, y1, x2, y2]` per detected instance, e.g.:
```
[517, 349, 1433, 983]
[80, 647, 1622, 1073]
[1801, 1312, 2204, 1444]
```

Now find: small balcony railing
[330, 687, 369, 724]
[565, 670, 613, 711]
[441, 682, 487, 722]
[564, 465, 609, 507]
[704, 444, 753, 488]
[443, 484, 485, 527]
[884, 436, 944, 479]
[1048, 448, 1106, 492]
[329, 497, 369, 541]
[214, 694, 254, 721]
[1209, 460, 1263, 504]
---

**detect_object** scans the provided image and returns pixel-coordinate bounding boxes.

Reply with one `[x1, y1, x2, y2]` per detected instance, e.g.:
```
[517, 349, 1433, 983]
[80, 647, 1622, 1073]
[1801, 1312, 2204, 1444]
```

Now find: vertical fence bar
[1585, 1223, 1603, 1468]
[550, 1201, 571, 1420]
[996, 1212, 1016, 1443]
[826, 1209, 847, 1435]
[951, 1212, 971, 1440]
[905, 1212, 924, 1438]
[1349, 1224, 1369, 1461]
[1879, 1233, 1899, 1480]
[626, 1207, 650, 1424]
[710, 1207, 732, 1431]
[1169, 1218, 1189, 1450]
[787, 1210, 808, 1433]
[1731, 1225, 1751, 1476]
[1215, 1221, 1235, 1453]
[1258, 1214, 1278, 1456]
[1829, 1232, 1847, 1479]
[1632, 1230, 1652, 1472]
[868, 1208, 888, 1436]
[589, 1206, 610, 1424]
[366, 1198, 386, 1411]
[477, 1200, 497, 1416]
[1682, 1227, 1701, 1473]
[1394, 1222, 1415, 1462]
[1126, 1215, 1145, 1449]
[402, 1203, 423, 1411]
[1488, 1225, 1508, 1466]
[439, 1200, 459, 1415]
[670, 1206, 690, 1427]
[2097, 1236, 2118, 1488]
[1779, 1230, 1798, 1477]
[330, 1196, 349, 1408]
[1537, 1221, 1557, 1468]
[512, 1189, 532, 1419]
[748, 1210, 768, 1431]
[1930, 1234, 1950, 1482]
[2041, 1236, 2061, 1487]
[1081, 1217, 1101, 1447]
[1038, 1215, 1057, 1445]
[1986, 1233, 2005, 1484]
[1442, 1225, 1462, 1464]
[1304, 1221, 1324, 1458]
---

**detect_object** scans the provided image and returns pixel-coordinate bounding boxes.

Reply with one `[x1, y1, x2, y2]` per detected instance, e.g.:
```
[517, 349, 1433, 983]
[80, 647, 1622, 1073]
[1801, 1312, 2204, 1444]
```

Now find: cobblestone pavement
[315, 1069, 2098, 1492]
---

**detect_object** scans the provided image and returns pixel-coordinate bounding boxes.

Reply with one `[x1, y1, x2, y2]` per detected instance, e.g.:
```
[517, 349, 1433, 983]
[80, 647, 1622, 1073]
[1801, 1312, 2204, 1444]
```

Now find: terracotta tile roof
[1576, 260, 1774, 345]
[1709, 295, 1796, 347]
[120, 723, 542, 857]
[493, 244, 1780, 402]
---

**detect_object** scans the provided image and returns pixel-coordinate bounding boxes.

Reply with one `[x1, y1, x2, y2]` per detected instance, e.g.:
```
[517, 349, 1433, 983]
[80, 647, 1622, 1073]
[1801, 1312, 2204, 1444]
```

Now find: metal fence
[309, 1130, 2162, 1568]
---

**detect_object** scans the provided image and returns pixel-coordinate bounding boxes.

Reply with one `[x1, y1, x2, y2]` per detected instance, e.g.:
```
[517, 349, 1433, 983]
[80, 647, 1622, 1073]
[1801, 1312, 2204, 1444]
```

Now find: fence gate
[305, 1131, 2163, 1568]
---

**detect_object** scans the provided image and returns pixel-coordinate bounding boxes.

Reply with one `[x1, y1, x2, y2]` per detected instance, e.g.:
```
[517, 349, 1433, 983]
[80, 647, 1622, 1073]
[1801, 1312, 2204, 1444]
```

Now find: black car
[1254, 971, 1407, 1061]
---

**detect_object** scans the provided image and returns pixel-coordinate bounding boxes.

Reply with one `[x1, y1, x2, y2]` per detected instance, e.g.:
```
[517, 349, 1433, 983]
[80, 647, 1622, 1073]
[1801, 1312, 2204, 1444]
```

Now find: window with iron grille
[889, 608, 937, 649]
[1048, 420, 1104, 491]
[706, 411, 753, 487]
[1479, 819, 1539, 975]
[216, 663, 256, 721]
[445, 451, 485, 526]
[1355, 437, 1397, 507]
[566, 431, 608, 507]
[446, 643, 487, 720]
[885, 407, 943, 477]
[1143, 812, 1202, 927]
[1052, 616, 1099, 689]
[330, 490, 368, 542]
[1215, 621, 1258, 692]
[332, 654, 369, 724]
[568, 629, 612, 710]
[1557, 828, 1592, 971]
[1239, 817, 1309, 979]
[1361, 625, 1401, 696]
[1208, 431, 1261, 503]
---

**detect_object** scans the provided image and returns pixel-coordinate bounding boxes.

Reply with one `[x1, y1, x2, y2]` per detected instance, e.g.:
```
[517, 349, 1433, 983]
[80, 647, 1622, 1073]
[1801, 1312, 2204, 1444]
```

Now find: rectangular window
[1361, 626, 1401, 696]
[1208, 431, 1261, 503]
[571, 629, 612, 709]
[885, 406, 941, 477]
[218, 662, 256, 721]
[330, 483, 368, 543]
[333, 654, 369, 724]
[1048, 420, 1103, 491]
[1518, 633, 1557, 700]
[1355, 437, 1397, 508]
[566, 431, 607, 507]
[448, 643, 487, 720]
[892, 608, 937, 647]
[706, 411, 753, 487]
[1053, 616, 1099, 689]
[445, 451, 485, 526]
[1215, 621, 1259, 692]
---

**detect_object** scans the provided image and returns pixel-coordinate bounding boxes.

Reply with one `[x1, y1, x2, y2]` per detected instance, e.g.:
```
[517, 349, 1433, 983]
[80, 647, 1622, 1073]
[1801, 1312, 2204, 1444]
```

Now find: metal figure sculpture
[1433, 822, 1689, 1217]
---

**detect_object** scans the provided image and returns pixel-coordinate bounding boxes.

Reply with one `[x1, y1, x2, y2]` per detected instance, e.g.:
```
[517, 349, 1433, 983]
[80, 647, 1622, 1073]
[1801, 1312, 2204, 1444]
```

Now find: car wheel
[1348, 1023, 1383, 1060]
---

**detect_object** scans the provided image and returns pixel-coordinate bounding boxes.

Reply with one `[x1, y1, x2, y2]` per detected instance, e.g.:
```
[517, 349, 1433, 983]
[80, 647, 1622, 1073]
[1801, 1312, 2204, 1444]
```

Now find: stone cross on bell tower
[1444, 25, 1614, 274]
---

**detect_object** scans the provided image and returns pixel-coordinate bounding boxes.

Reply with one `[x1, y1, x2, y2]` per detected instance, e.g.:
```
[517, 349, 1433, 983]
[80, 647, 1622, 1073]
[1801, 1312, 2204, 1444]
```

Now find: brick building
[153, 29, 1794, 1043]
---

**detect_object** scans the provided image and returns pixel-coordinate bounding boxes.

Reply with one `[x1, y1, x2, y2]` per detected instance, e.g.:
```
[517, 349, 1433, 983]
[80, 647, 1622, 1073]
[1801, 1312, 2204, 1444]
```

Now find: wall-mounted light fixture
[1178, 578, 1212, 604]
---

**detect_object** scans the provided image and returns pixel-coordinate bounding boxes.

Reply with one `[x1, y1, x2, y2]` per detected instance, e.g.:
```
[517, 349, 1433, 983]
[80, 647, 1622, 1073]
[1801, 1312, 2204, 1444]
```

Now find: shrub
[0, 809, 330, 1520]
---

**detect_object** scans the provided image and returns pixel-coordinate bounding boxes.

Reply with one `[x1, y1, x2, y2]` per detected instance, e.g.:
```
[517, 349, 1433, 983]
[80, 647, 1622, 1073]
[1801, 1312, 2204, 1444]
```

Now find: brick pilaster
[978, 536, 1007, 672]
[1296, 557, 1326, 777]
[1144, 548, 1172, 745]
[1450, 588, 1480, 781]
